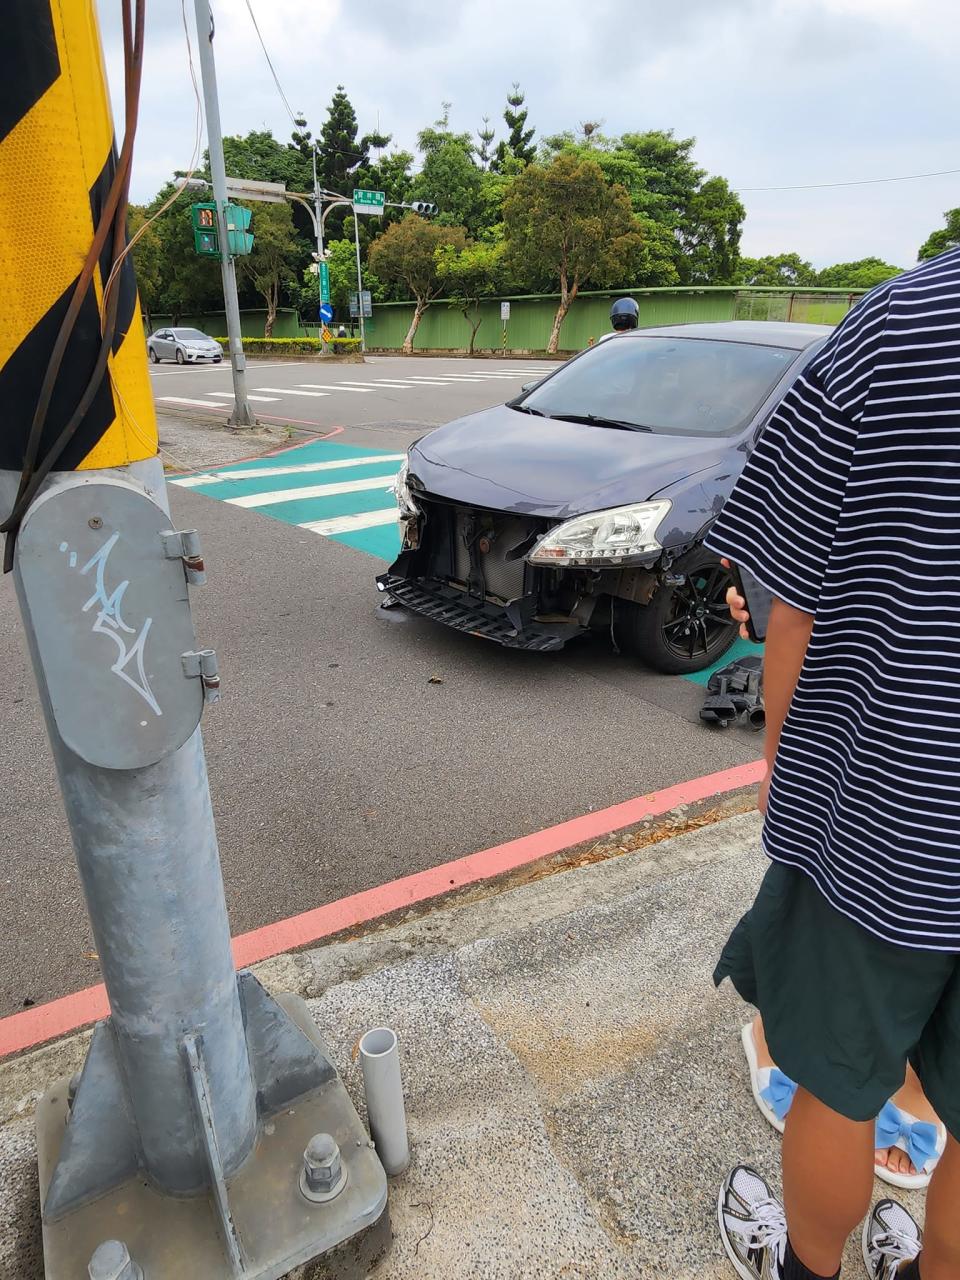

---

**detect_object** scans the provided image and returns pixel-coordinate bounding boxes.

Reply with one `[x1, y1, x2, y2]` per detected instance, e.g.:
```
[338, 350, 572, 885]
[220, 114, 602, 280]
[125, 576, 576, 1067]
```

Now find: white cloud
[97, 0, 960, 267]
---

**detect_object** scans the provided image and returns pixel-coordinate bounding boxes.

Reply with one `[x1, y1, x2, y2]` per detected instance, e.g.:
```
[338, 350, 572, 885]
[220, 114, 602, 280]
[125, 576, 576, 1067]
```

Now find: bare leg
[781, 1086, 875, 1276]
[917, 1133, 960, 1280]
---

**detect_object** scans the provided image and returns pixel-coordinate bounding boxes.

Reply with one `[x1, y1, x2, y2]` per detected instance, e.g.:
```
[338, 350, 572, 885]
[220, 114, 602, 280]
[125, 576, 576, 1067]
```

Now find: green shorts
[715, 860, 960, 1138]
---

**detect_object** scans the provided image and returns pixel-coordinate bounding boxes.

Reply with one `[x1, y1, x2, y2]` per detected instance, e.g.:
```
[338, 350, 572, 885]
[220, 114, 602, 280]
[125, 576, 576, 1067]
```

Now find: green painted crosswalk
[170, 439, 405, 561]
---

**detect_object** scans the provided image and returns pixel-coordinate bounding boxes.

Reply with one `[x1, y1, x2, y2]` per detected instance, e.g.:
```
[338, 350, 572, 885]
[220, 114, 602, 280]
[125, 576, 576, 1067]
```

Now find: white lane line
[296, 383, 372, 393]
[336, 380, 414, 388]
[171, 454, 404, 487]
[208, 392, 279, 402]
[252, 386, 330, 397]
[299, 507, 399, 536]
[159, 396, 230, 409]
[403, 378, 452, 385]
[225, 473, 398, 509]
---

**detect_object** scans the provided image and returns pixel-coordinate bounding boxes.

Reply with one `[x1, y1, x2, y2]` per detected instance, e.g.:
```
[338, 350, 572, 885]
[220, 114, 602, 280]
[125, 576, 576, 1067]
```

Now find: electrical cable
[243, 0, 299, 127]
[1, 0, 146, 571]
[739, 167, 960, 193]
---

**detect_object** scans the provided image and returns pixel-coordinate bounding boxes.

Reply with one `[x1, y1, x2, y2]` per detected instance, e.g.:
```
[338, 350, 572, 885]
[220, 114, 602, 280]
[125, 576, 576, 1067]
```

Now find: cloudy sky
[99, 0, 960, 269]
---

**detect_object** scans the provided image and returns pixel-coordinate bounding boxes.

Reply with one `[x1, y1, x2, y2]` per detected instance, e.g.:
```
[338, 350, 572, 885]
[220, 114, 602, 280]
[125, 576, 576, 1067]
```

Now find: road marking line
[299, 507, 399, 535]
[0, 760, 763, 1058]
[296, 384, 372, 393]
[252, 386, 330, 397]
[170, 454, 404, 487]
[225, 473, 398, 508]
[403, 378, 451, 386]
[208, 392, 279, 402]
[158, 396, 230, 409]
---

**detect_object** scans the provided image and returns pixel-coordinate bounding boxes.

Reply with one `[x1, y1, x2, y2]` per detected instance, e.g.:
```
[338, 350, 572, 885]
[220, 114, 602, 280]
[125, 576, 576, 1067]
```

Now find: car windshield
[519, 335, 798, 436]
[174, 329, 209, 341]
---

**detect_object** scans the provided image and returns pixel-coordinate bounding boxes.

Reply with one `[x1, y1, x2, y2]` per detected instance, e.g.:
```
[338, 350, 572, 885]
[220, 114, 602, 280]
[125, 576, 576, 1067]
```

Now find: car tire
[213, 356, 222, 363]
[148, 347, 158, 363]
[618, 547, 739, 675]
[175, 348, 185, 365]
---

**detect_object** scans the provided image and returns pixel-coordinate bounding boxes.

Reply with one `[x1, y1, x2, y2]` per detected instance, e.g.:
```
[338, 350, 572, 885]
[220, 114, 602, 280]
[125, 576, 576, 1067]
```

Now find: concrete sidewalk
[0, 811, 925, 1279]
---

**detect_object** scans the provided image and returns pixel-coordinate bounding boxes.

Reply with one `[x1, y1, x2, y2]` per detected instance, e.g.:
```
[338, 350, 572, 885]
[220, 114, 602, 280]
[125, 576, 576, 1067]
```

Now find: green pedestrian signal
[225, 203, 253, 256]
[190, 203, 219, 255]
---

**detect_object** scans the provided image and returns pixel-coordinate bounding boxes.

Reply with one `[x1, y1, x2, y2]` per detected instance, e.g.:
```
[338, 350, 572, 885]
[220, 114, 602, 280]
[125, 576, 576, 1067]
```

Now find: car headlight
[527, 500, 671, 567]
[393, 457, 419, 516]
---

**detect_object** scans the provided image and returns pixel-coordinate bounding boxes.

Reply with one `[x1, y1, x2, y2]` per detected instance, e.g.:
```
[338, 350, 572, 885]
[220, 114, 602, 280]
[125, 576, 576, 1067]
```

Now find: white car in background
[147, 327, 223, 365]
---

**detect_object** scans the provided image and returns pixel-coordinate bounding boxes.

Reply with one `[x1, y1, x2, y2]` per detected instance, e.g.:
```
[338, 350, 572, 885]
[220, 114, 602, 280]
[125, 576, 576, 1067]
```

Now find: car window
[521, 335, 799, 437]
[174, 329, 209, 341]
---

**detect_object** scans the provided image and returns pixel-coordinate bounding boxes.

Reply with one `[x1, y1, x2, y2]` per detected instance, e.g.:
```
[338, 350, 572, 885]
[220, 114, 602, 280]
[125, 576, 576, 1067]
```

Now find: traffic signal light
[225, 203, 254, 255]
[191, 202, 219, 255]
[410, 201, 438, 216]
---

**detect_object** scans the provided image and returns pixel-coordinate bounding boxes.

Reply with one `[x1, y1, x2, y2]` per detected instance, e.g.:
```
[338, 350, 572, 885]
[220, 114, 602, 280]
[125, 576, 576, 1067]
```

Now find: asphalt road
[0, 357, 763, 1017]
[150, 354, 559, 444]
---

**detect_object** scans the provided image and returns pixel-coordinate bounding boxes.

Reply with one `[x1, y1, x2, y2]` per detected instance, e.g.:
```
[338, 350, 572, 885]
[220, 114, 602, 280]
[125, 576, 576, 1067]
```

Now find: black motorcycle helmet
[610, 297, 640, 331]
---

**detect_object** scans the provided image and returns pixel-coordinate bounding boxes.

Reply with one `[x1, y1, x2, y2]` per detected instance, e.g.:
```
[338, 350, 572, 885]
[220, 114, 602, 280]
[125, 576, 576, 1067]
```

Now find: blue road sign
[319, 302, 335, 324]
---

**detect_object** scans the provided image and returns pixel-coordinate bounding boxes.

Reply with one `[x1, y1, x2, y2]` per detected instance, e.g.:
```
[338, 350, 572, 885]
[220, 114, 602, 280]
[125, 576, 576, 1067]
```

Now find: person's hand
[758, 770, 770, 815]
[721, 558, 751, 640]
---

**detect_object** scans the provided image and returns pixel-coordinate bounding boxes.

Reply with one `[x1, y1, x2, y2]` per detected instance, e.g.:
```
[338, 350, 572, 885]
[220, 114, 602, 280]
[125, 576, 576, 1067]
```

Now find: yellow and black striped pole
[0, 0, 157, 483]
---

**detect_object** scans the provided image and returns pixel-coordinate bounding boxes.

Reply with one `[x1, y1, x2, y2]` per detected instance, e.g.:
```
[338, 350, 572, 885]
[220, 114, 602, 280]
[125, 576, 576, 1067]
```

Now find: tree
[368, 214, 468, 353]
[919, 208, 960, 261]
[221, 129, 309, 191]
[129, 205, 164, 330]
[235, 202, 303, 336]
[493, 83, 536, 170]
[502, 153, 650, 353]
[476, 117, 496, 169]
[435, 240, 509, 353]
[678, 176, 745, 283]
[317, 85, 368, 195]
[815, 258, 902, 289]
[737, 253, 817, 287]
[411, 139, 484, 233]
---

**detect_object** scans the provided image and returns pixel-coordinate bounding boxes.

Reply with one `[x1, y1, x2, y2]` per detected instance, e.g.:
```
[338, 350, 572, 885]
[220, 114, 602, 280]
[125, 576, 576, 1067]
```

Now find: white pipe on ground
[359, 1027, 410, 1176]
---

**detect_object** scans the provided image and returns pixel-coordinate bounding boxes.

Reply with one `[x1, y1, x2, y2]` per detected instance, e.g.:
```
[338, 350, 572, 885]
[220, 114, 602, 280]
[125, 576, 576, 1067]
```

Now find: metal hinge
[161, 529, 206, 585]
[181, 649, 221, 704]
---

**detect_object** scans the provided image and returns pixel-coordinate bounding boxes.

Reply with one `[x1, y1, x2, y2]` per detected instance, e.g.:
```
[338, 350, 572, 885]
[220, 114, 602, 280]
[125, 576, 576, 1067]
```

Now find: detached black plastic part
[700, 655, 765, 729]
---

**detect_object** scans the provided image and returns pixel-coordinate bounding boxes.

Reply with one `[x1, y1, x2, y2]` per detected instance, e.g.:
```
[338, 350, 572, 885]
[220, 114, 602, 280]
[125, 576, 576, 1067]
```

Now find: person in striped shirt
[707, 247, 960, 1280]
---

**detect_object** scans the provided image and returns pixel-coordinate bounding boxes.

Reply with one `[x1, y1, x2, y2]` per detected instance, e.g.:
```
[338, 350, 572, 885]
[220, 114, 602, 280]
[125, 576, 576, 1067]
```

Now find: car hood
[408, 403, 733, 519]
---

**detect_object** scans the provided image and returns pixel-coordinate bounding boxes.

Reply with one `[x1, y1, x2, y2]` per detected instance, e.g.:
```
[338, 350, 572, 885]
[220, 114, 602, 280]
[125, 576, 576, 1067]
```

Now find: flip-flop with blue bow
[740, 1023, 947, 1189]
[874, 1098, 947, 1190]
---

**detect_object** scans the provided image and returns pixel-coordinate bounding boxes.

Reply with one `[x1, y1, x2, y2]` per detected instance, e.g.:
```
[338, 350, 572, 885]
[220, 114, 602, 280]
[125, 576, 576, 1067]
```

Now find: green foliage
[368, 214, 469, 351]
[208, 335, 362, 355]
[235, 202, 304, 336]
[493, 83, 536, 170]
[476, 117, 496, 169]
[502, 153, 665, 351]
[411, 139, 485, 234]
[815, 258, 902, 289]
[435, 240, 510, 352]
[738, 253, 817, 287]
[918, 208, 960, 261]
[221, 129, 310, 192]
[678, 176, 745, 283]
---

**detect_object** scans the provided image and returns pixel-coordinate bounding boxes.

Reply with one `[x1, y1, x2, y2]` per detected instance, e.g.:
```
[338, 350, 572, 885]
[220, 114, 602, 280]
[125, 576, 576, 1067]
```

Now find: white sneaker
[718, 1165, 787, 1279]
[862, 1199, 922, 1279]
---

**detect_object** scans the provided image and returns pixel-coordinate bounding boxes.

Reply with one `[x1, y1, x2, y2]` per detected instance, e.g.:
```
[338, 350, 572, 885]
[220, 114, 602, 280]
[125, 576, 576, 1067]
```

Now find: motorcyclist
[598, 296, 640, 341]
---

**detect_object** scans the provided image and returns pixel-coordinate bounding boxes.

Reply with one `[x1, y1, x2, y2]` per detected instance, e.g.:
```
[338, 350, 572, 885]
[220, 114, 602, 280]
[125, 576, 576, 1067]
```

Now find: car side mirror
[521, 381, 537, 394]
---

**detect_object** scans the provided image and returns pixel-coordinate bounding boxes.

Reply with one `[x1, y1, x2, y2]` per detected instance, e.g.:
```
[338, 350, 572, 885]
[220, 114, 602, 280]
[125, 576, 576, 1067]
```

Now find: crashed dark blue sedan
[377, 321, 830, 673]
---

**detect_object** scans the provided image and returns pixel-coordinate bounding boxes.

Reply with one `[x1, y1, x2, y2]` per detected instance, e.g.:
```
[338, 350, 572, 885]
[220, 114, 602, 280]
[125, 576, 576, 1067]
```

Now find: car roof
[623, 320, 833, 350]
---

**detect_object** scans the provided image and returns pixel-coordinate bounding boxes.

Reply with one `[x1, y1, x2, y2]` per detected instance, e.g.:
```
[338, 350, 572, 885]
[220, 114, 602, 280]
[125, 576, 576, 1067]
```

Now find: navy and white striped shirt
[706, 247, 960, 951]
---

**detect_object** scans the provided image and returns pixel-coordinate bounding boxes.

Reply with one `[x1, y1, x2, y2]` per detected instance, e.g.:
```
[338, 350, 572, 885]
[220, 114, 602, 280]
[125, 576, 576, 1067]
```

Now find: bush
[209, 336, 362, 355]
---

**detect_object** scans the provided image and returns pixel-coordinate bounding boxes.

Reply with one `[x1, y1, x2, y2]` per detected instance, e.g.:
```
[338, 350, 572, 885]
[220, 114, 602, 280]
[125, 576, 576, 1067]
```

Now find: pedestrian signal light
[190, 203, 220, 255]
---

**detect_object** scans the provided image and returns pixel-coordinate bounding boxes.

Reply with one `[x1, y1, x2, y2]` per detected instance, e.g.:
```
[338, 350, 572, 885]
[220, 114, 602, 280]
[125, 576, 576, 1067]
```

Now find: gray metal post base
[36, 974, 389, 1279]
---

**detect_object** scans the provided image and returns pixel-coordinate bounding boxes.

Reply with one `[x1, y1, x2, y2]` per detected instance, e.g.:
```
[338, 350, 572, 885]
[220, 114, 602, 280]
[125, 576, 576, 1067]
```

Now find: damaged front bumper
[376, 572, 580, 652]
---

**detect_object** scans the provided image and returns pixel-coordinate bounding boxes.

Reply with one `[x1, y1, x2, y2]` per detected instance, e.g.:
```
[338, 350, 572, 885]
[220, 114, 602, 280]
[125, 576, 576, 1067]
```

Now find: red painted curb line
[0, 760, 762, 1060]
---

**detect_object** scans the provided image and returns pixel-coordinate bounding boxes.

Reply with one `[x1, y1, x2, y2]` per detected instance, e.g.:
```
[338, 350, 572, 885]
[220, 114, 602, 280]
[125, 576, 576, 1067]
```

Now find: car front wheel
[619, 547, 739, 675]
[148, 347, 158, 363]
[175, 348, 185, 364]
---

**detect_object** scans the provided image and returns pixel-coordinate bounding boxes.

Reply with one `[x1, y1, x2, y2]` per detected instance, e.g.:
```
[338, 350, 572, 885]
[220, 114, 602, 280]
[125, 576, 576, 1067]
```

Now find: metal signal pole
[1, 3, 387, 1275]
[193, 0, 255, 427]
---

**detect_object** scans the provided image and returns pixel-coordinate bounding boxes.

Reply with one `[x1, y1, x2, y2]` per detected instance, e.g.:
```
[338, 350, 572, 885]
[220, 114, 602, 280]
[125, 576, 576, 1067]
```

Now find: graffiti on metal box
[60, 533, 162, 717]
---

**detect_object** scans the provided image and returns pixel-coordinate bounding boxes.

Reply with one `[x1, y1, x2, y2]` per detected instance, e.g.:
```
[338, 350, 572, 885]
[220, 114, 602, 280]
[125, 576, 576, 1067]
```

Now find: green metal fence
[364, 287, 865, 354]
[145, 288, 866, 354]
